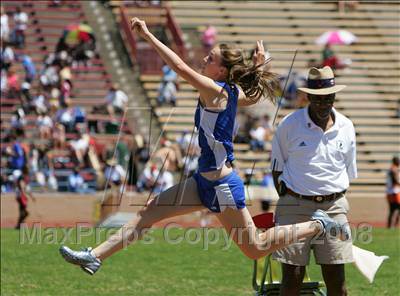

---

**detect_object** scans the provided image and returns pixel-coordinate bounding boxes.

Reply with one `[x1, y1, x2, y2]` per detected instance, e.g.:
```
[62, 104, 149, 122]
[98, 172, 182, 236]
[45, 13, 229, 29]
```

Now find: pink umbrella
[316, 30, 358, 45]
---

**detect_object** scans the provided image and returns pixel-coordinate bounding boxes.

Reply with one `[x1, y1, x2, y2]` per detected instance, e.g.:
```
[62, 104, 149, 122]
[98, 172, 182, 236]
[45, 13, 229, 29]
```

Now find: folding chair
[251, 213, 326, 296]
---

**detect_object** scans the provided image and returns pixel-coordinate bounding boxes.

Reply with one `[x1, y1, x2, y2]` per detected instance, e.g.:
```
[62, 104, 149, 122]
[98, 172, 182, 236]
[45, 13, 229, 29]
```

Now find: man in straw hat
[271, 66, 357, 295]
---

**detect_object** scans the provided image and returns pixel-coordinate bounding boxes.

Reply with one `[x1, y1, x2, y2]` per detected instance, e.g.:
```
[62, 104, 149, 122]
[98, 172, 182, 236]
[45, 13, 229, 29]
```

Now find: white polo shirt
[271, 106, 357, 195]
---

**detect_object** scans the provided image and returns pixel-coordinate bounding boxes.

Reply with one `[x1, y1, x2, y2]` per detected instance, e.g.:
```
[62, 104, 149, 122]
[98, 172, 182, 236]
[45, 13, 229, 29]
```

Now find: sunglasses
[308, 94, 335, 104]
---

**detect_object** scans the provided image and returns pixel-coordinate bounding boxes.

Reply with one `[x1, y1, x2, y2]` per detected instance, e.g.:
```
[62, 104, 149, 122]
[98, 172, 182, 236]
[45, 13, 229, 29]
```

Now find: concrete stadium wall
[1, 193, 101, 228]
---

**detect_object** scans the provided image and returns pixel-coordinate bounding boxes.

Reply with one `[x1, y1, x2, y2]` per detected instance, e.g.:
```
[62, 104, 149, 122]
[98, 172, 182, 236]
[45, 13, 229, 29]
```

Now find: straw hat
[298, 66, 346, 95]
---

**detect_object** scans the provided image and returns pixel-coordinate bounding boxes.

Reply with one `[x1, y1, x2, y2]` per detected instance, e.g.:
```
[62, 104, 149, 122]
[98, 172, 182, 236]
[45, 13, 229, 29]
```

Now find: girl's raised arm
[130, 17, 221, 101]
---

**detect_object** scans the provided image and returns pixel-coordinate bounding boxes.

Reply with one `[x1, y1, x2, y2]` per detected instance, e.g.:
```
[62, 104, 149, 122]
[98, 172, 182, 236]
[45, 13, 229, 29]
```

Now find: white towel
[352, 245, 389, 283]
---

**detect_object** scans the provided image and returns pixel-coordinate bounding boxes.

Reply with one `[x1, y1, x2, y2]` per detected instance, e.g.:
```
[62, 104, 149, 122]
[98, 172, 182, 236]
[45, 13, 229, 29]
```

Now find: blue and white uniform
[192, 81, 246, 213]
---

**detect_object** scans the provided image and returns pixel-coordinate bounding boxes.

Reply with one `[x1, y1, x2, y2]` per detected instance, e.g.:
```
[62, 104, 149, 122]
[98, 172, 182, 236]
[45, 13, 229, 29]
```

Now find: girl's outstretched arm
[130, 17, 221, 102]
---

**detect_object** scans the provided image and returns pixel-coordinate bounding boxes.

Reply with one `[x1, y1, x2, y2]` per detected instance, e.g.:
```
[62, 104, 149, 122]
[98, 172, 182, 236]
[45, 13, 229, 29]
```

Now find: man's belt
[286, 188, 346, 203]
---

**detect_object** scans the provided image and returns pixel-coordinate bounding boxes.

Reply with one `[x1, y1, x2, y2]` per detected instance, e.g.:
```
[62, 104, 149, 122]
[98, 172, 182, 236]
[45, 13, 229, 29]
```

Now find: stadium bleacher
[1, 0, 131, 192]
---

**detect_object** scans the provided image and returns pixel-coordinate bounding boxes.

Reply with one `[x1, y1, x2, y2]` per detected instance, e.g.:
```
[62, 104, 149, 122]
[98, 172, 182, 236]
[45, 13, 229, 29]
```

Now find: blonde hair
[219, 43, 278, 104]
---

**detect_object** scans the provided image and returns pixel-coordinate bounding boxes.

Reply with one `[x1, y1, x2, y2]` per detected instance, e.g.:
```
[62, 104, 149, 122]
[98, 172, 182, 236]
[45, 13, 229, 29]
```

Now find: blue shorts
[193, 171, 246, 213]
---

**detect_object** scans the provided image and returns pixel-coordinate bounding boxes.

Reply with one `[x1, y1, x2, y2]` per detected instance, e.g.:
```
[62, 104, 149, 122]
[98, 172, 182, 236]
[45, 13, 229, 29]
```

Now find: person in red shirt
[386, 156, 400, 228]
[15, 168, 36, 229]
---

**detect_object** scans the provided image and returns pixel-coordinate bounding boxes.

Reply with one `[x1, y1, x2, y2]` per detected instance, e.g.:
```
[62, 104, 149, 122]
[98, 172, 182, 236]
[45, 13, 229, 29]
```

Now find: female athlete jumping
[60, 18, 343, 275]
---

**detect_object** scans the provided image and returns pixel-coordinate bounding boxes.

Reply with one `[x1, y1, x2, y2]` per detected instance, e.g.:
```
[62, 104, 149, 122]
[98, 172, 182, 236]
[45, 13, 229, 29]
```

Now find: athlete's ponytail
[219, 43, 279, 104]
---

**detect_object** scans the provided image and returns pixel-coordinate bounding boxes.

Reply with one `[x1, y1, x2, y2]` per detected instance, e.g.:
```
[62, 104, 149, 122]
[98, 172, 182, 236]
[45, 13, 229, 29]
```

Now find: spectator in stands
[71, 24, 96, 70]
[15, 168, 35, 229]
[104, 84, 128, 120]
[60, 75, 73, 104]
[69, 126, 90, 167]
[32, 89, 49, 115]
[386, 156, 400, 228]
[5, 133, 26, 173]
[11, 6, 28, 48]
[28, 143, 44, 189]
[1, 41, 14, 71]
[40, 63, 60, 88]
[182, 143, 200, 177]
[278, 71, 307, 108]
[19, 54, 36, 83]
[37, 110, 53, 140]
[115, 138, 130, 169]
[0, 68, 7, 95]
[53, 122, 66, 149]
[249, 119, 270, 151]
[156, 169, 174, 194]
[1, 171, 13, 193]
[10, 107, 26, 136]
[20, 81, 33, 111]
[68, 167, 85, 193]
[153, 137, 182, 172]
[322, 44, 350, 71]
[56, 98, 83, 133]
[337, 0, 359, 14]
[49, 87, 61, 111]
[136, 162, 160, 192]
[177, 131, 200, 177]
[5, 66, 20, 99]
[104, 158, 126, 187]
[157, 64, 178, 106]
[201, 24, 217, 54]
[1, 6, 10, 42]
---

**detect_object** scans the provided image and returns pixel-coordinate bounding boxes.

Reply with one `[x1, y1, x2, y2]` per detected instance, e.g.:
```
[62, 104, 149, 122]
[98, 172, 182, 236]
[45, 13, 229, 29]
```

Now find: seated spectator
[32, 90, 49, 114]
[261, 169, 273, 187]
[28, 143, 55, 191]
[60, 76, 73, 103]
[40, 64, 60, 88]
[5, 133, 26, 172]
[71, 27, 96, 70]
[0, 69, 7, 95]
[1, 6, 10, 42]
[6, 66, 20, 98]
[69, 127, 90, 167]
[153, 138, 182, 172]
[49, 87, 61, 110]
[56, 98, 85, 132]
[18, 54, 36, 83]
[259, 114, 273, 133]
[278, 71, 307, 108]
[177, 131, 200, 177]
[1, 41, 14, 71]
[136, 163, 159, 192]
[201, 24, 217, 54]
[249, 120, 268, 151]
[157, 65, 177, 106]
[337, 0, 359, 14]
[322, 44, 350, 71]
[68, 167, 85, 193]
[181, 139, 200, 177]
[156, 169, 174, 193]
[37, 110, 53, 140]
[104, 84, 128, 119]
[11, 107, 26, 135]
[53, 123, 66, 149]
[20, 81, 32, 110]
[104, 158, 126, 187]
[11, 6, 28, 48]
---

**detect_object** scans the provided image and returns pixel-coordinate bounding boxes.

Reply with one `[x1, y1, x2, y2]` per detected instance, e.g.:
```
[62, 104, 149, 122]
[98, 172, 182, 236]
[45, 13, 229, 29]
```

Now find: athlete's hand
[130, 17, 151, 41]
[252, 40, 265, 66]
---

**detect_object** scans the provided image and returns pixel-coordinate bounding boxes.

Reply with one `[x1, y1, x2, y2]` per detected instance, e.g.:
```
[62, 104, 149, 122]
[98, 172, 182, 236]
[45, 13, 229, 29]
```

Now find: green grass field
[1, 227, 399, 295]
